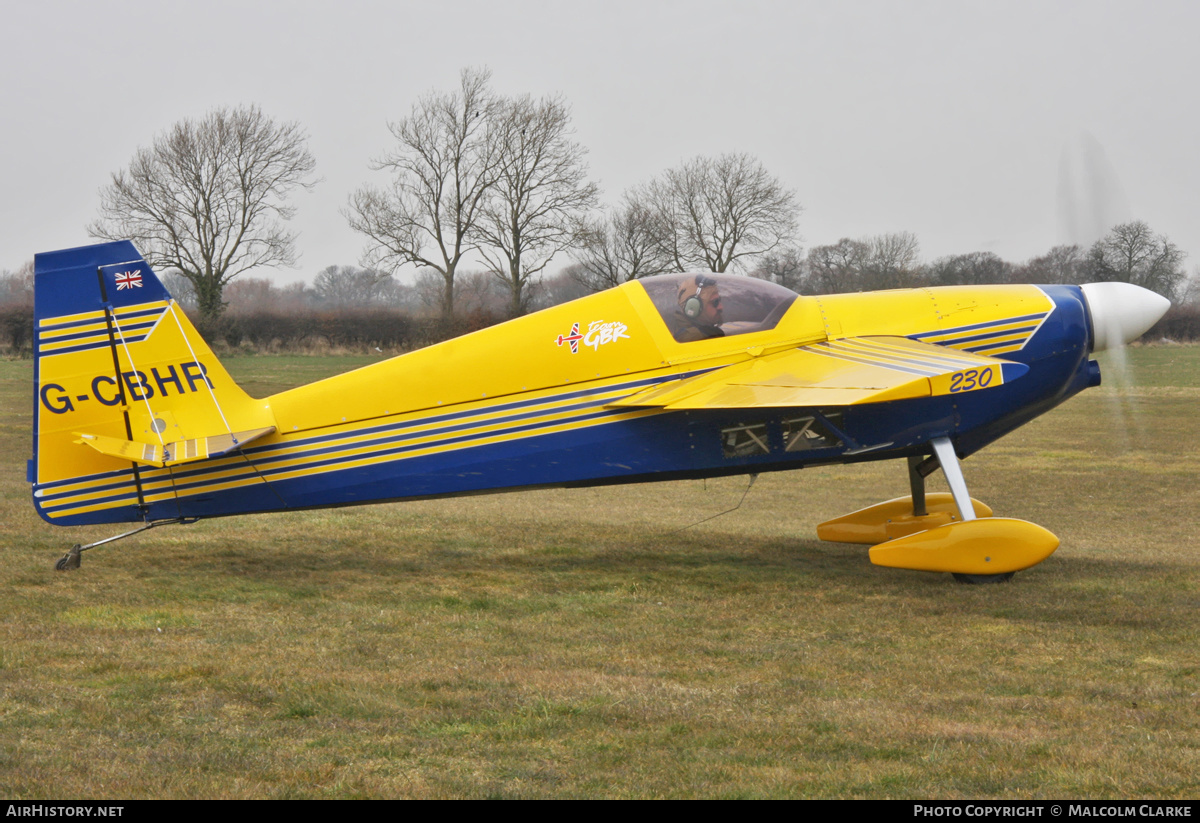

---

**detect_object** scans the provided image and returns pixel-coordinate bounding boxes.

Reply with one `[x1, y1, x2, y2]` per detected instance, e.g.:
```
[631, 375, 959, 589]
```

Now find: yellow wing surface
[610, 336, 1027, 409]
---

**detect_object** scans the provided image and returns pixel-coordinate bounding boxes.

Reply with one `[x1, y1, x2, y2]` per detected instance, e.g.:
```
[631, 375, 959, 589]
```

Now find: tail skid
[32, 241, 279, 527]
[53, 517, 199, 571]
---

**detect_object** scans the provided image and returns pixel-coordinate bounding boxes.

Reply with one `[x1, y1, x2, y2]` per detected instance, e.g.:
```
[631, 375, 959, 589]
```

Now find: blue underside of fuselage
[42, 285, 1096, 527]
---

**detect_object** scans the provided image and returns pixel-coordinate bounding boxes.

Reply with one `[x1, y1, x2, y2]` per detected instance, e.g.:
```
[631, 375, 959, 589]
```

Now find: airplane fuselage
[30, 248, 1095, 527]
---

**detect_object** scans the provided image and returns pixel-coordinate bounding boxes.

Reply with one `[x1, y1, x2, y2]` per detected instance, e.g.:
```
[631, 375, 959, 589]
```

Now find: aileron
[610, 336, 1028, 410]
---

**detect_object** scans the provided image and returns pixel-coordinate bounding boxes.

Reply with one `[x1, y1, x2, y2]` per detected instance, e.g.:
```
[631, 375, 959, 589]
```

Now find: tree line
[2, 66, 1197, 353]
[745, 222, 1193, 300]
[4, 217, 1195, 359]
[4, 217, 1197, 356]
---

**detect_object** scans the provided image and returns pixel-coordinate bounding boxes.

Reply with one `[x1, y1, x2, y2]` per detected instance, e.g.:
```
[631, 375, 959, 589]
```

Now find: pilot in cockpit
[675, 274, 725, 342]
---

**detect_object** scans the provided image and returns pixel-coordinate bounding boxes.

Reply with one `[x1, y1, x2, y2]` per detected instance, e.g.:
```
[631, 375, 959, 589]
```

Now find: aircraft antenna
[668, 473, 758, 534]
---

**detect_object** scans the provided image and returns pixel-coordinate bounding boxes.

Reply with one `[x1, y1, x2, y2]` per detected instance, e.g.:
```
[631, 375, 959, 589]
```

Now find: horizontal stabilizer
[74, 427, 276, 468]
[610, 336, 1027, 409]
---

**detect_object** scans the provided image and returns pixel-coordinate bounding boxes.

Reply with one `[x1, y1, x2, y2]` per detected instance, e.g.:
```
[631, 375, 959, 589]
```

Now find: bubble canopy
[637, 273, 799, 343]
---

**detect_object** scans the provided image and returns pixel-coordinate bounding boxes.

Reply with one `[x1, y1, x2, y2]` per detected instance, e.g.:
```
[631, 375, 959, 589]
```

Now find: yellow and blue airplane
[30, 241, 1169, 581]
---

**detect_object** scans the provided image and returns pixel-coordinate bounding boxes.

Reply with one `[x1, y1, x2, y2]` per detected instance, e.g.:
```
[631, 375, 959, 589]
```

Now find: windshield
[638, 273, 798, 343]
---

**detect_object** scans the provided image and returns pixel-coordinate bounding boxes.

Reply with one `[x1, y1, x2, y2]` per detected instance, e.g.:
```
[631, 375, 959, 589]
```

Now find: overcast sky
[3, 0, 1197, 285]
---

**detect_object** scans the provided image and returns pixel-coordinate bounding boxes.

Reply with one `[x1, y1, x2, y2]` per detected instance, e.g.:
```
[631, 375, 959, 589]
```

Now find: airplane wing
[611, 336, 1028, 409]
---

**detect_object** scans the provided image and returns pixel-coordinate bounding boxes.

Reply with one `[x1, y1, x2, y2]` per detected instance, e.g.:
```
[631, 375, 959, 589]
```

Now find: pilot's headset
[682, 275, 718, 320]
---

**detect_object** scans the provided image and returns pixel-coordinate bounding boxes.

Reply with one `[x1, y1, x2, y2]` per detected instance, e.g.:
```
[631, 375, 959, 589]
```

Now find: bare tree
[89, 105, 317, 319]
[477, 94, 599, 316]
[455, 270, 508, 317]
[859, 232, 923, 290]
[0, 261, 35, 353]
[926, 250, 1011, 287]
[1180, 267, 1200, 306]
[635, 153, 800, 273]
[160, 271, 197, 310]
[277, 281, 317, 312]
[413, 268, 449, 314]
[223, 277, 282, 316]
[372, 277, 416, 311]
[1087, 221, 1186, 300]
[748, 244, 807, 292]
[0, 261, 34, 354]
[806, 238, 870, 293]
[312, 265, 388, 308]
[1014, 244, 1088, 285]
[569, 197, 674, 291]
[346, 67, 498, 320]
[806, 233, 923, 292]
[536, 266, 593, 307]
[0, 261, 34, 306]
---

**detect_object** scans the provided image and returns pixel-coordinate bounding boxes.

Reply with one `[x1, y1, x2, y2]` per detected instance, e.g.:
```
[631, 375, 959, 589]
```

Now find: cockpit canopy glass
[638, 273, 799, 343]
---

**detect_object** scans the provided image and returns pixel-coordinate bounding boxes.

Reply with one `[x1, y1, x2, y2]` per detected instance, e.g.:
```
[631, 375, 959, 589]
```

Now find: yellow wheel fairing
[817, 493, 995, 545]
[868, 517, 1060, 575]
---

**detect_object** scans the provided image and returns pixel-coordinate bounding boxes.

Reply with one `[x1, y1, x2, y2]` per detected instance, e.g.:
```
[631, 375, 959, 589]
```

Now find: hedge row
[1147, 303, 1200, 342]
[0, 306, 510, 356]
[1, 305, 33, 353]
[195, 308, 506, 352]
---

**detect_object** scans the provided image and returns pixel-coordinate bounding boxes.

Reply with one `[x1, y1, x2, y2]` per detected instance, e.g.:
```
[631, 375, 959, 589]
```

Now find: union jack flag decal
[555, 323, 583, 353]
[114, 270, 143, 290]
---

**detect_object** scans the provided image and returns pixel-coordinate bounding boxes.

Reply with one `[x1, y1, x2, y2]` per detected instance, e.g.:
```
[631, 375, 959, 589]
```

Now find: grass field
[1, 347, 1197, 799]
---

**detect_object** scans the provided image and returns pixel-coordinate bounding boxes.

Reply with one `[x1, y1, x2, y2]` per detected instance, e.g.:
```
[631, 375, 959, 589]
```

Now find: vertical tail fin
[32, 241, 276, 525]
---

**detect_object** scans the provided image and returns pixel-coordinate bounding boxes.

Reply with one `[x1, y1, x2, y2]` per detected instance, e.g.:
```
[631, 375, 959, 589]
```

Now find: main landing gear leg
[907, 455, 928, 518]
[928, 437, 1012, 585]
[929, 437, 977, 522]
[54, 518, 197, 572]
